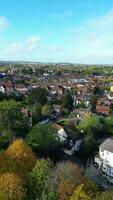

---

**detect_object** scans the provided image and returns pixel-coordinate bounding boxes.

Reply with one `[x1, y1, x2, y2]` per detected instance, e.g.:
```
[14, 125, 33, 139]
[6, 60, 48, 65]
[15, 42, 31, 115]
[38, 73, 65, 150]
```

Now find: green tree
[0, 151, 12, 174]
[30, 159, 53, 199]
[102, 117, 113, 135]
[62, 93, 73, 110]
[78, 112, 100, 134]
[0, 100, 21, 141]
[27, 124, 61, 161]
[41, 191, 58, 200]
[56, 70, 62, 76]
[28, 87, 47, 105]
[82, 129, 96, 158]
[41, 104, 53, 116]
[0, 92, 7, 101]
[95, 191, 113, 200]
[27, 124, 55, 151]
[32, 104, 42, 125]
[91, 94, 99, 112]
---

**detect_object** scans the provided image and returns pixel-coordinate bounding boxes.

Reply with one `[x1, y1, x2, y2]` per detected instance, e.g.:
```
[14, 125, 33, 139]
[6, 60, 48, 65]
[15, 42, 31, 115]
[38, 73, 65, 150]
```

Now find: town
[0, 62, 113, 199]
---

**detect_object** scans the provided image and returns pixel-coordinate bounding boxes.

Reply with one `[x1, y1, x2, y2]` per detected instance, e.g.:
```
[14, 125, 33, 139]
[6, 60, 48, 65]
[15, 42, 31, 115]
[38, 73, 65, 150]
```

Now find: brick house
[96, 97, 111, 115]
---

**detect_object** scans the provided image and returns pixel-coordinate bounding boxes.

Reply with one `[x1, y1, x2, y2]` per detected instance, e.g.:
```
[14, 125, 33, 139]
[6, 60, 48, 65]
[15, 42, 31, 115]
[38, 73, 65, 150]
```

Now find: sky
[1, 0, 113, 64]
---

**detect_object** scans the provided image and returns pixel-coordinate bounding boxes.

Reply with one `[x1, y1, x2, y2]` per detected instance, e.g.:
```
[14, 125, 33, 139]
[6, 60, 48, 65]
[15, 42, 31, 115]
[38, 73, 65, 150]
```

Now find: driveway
[85, 159, 113, 190]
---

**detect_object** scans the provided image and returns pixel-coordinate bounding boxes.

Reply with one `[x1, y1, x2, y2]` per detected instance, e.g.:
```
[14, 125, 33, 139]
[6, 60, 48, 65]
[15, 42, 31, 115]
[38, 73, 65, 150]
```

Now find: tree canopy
[28, 87, 47, 105]
[27, 124, 57, 152]
[6, 139, 36, 177]
[62, 93, 73, 110]
[78, 112, 100, 134]
[0, 172, 26, 200]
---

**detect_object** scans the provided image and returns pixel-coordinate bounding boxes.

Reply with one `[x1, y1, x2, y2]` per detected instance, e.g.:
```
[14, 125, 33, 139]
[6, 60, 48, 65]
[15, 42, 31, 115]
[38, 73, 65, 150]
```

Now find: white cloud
[4, 36, 40, 55]
[49, 10, 72, 20]
[0, 16, 9, 31]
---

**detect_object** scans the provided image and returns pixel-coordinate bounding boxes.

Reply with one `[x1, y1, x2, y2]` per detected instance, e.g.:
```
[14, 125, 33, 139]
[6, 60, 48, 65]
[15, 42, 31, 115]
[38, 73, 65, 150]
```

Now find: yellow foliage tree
[6, 139, 36, 177]
[0, 172, 26, 200]
[70, 184, 91, 200]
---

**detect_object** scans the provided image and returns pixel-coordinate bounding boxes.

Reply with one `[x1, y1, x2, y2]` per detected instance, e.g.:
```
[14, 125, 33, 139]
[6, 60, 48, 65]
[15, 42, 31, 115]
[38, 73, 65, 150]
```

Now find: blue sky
[1, 0, 113, 64]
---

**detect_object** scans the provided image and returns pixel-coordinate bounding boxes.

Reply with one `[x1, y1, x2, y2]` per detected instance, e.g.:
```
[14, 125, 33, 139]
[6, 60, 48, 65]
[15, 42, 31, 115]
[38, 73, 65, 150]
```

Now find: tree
[0, 101, 20, 132]
[0, 100, 25, 141]
[102, 117, 113, 135]
[27, 124, 57, 152]
[28, 87, 47, 105]
[70, 184, 91, 200]
[82, 129, 96, 158]
[62, 94, 73, 110]
[56, 70, 62, 76]
[41, 191, 58, 200]
[82, 178, 98, 199]
[57, 180, 75, 200]
[0, 172, 26, 200]
[0, 92, 7, 101]
[91, 94, 99, 112]
[0, 151, 12, 174]
[78, 112, 100, 134]
[6, 139, 36, 177]
[30, 159, 53, 199]
[32, 104, 42, 125]
[51, 161, 84, 190]
[41, 104, 53, 116]
[95, 191, 113, 200]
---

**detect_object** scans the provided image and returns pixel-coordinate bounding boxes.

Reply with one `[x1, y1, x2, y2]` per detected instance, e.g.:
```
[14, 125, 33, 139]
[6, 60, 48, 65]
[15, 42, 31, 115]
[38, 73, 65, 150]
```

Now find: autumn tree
[6, 139, 36, 177]
[0, 172, 26, 200]
[83, 178, 99, 199]
[51, 161, 84, 190]
[57, 180, 75, 200]
[70, 184, 91, 200]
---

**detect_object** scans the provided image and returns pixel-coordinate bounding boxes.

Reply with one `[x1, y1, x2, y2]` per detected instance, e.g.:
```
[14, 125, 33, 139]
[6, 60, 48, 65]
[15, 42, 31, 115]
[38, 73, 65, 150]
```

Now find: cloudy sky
[1, 0, 113, 64]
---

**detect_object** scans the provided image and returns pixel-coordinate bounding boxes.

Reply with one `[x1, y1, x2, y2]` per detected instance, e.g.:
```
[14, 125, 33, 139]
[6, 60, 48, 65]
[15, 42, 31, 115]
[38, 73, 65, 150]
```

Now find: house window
[107, 165, 111, 175]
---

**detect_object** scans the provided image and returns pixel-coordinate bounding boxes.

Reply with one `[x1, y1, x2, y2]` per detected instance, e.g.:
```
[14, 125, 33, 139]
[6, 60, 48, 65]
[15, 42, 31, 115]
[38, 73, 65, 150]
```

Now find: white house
[0, 86, 5, 93]
[57, 126, 82, 156]
[95, 138, 113, 177]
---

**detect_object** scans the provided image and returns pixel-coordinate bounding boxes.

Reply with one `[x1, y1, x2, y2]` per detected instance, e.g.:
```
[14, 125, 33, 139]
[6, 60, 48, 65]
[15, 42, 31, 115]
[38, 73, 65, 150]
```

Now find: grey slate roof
[100, 138, 113, 153]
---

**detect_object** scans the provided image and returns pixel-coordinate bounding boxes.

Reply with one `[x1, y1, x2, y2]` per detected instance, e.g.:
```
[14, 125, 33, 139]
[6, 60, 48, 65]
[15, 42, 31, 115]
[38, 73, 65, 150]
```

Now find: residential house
[0, 85, 5, 93]
[96, 97, 111, 115]
[14, 84, 29, 95]
[57, 125, 83, 156]
[95, 138, 113, 177]
[0, 82, 14, 94]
